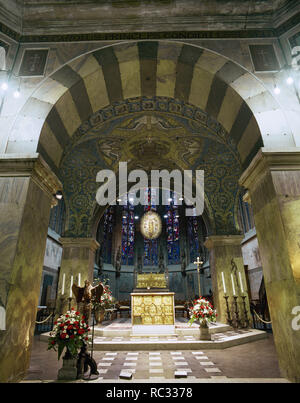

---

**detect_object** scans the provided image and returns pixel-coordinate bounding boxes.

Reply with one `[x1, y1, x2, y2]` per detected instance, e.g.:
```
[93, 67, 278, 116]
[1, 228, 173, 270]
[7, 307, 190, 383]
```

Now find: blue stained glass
[188, 215, 199, 263]
[102, 206, 114, 264]
[166, 192, 180, 265]
[121, 202, 135, 265]
[143, 188, 159, 266]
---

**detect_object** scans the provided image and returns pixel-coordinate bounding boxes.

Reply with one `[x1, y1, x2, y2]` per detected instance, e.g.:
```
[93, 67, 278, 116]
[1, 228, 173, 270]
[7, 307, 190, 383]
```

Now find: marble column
[56, 238, 99, 315]
[0, 153, 62, 383]
[239, 148, 300, 383]
[204, 235, 250, 326]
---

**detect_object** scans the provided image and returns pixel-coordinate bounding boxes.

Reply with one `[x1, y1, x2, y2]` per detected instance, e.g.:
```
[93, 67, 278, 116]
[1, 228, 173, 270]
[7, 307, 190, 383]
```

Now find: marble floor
[23, 329, 288, 383]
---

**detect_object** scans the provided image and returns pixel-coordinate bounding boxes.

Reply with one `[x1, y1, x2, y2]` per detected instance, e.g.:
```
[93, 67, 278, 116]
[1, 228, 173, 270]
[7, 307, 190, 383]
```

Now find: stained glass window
[165, 192, 180, 265]
[121, 201, 135, 266]
[144, 188, 159, 266]
[101, 206, 114, 264]
[49, 198, 65, 235]
[188, 212, 199, 263]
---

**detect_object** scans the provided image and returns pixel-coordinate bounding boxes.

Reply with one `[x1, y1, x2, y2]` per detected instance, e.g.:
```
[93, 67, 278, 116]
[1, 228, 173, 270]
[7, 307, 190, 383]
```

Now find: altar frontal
[131, 273, 175, 335]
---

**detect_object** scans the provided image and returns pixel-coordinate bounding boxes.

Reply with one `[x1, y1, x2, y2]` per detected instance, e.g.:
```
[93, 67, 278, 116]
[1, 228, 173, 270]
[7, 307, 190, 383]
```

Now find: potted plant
[92, 279, 114, 324]
[188, 297, 217, 340]
[47, 308, 90, 380]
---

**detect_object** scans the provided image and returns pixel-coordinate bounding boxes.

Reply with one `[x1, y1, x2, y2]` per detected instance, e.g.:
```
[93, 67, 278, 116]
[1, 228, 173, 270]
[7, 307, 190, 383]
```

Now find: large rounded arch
[9, 40, 292, 170]
[8, 40, 290, 237]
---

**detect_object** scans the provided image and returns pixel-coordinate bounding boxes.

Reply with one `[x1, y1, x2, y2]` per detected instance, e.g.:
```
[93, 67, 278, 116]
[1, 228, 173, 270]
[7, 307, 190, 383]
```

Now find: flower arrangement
[48, 308, 90, 359]
[188, 297, 217, 326]
[92, 279, 114, 310]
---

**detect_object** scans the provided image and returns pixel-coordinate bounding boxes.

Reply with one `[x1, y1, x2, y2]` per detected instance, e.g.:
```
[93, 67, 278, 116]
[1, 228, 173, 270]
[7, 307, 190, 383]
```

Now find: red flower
[75, 311, 80, 315]
[60, 333, 66, 339]
[70, 335, 75, 339]
[51, 340, 55, 345]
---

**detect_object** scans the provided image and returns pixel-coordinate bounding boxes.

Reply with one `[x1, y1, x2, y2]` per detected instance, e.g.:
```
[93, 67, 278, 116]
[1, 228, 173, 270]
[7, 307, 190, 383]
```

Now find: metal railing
[34, 306, 55, 335]
[250, 302, 272, 333]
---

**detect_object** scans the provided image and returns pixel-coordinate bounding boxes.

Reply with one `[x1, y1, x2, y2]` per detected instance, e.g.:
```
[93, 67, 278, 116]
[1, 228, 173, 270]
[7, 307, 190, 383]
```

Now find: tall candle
[221, 272, 227, 294]
[239, 272, 244, 293]
[70, 275, 73, 298]
[231, 273, 236, 296]
[61, 273, 65, 295]
[78, 273, 81, 287]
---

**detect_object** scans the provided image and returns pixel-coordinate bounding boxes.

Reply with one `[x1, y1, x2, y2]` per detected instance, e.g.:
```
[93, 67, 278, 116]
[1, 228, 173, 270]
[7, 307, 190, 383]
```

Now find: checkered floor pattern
[93, 351, 226, 380]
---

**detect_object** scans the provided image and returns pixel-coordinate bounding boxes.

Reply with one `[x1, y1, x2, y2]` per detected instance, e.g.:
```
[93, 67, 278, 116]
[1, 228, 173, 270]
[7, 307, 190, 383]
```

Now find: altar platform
[88, 318, 267, 351]
[40, 317, 268, 351]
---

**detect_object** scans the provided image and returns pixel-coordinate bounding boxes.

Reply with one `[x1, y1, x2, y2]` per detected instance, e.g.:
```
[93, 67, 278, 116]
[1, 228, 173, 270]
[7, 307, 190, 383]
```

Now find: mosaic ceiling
[59, 96, 242, 238]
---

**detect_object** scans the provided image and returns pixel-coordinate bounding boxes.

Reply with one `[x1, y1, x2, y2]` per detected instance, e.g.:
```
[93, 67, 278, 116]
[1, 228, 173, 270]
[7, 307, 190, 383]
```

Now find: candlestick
[70, 275, 73, 298]
[233, 296, 242, 328]
[239, 272, 244, 293]
[241, 296, 250, 328]
[223, 295, 233, 327]
[78, 273, 81, 287]
[61, 273, 65, 295]
[221, 272, 227, 294]
[231, 273, 236, 296]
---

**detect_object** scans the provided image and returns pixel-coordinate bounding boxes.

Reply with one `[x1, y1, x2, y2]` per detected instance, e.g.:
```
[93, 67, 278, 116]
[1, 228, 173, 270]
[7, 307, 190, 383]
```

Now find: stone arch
[9, 40, 292, 169]
[8, 40, 289, 238]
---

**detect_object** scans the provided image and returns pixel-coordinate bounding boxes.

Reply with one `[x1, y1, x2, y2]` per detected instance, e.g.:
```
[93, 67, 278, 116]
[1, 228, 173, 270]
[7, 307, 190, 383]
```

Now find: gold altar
[131, 292, 175, 326]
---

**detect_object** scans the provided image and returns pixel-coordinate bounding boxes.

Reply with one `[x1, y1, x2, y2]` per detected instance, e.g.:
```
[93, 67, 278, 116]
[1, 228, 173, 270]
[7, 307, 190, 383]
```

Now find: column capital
[204, 235, 244, 249]
[59, 237, 100, 252]
[239, 147, 300, 190]
[0, 153, 62, 202]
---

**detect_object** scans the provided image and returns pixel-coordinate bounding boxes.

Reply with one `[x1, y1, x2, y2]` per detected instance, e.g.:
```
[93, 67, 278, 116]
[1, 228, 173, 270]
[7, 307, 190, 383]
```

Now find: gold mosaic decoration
[132, 293, 174, 325]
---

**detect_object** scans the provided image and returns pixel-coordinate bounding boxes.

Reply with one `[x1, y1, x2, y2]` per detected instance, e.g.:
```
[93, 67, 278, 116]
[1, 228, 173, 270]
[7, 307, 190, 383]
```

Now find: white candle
[231, 273, 236, 296]
[239, 272, 244, 293]
[221, 272, 227, 294]
[78, 273, 81, 287]
[61, 273, 65, 295]
[70, 275, 73, 298]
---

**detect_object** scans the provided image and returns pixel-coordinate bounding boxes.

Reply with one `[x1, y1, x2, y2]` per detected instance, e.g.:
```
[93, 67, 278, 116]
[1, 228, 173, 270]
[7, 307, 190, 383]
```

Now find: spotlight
[164, 214, 168, 218]
[274, 86, 281, 95]
[55, 191, 63, 200]
[286, 77, 294, 85]
[134, 216, 139, 220]
[1, 82, 8, 91]
[13, 90, 20, 98]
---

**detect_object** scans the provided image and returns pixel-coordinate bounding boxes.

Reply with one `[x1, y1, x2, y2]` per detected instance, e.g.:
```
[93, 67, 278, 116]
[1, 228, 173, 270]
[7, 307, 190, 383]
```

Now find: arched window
[49, 198, 66, 236]
[237, 193, 255, 234]
[101, 206, 114, 264]
[166, 192, 180, 265]
[187, 214, 199, 264]
[143, 188, 159, 266]
[121, 202, 135, 266]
